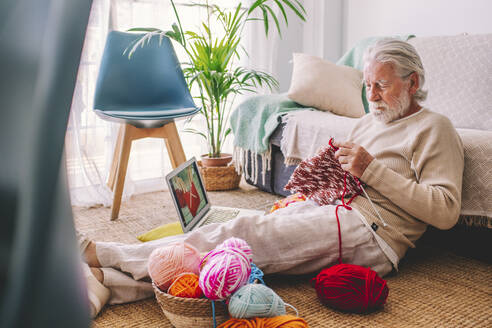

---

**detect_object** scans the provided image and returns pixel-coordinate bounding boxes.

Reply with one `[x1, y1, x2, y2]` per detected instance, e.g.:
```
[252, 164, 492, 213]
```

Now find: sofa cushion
[408, 34, 492, 131]
[287, 53, 365, 118]
[457, 128, 492, 219]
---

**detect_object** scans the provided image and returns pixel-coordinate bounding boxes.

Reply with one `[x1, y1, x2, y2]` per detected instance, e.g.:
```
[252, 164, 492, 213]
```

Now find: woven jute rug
[73, 180, 492, 328]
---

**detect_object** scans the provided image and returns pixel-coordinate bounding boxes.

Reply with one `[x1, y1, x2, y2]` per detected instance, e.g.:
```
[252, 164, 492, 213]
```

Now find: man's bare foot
[84, 241, 102, 267]
[83, 263, 110, 318]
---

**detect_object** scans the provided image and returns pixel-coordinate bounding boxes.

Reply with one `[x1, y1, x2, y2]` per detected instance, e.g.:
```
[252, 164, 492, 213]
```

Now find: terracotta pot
[200, 153, 233, 167]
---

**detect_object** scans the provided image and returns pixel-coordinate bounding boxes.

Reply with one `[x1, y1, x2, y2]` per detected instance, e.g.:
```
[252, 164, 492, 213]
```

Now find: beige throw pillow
[287, 53, 365, 118]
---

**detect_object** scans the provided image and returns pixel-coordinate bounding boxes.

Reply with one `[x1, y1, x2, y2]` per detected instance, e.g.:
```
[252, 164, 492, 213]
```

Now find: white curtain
[66, 0, 332, 207]
[67, 0, 115, 207]
[243, 0, 342, 92]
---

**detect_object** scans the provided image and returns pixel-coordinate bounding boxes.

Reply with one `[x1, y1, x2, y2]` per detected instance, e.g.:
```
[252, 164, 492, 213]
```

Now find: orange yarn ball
[168, 273, 203, 299]
[217, 315, 308, 328]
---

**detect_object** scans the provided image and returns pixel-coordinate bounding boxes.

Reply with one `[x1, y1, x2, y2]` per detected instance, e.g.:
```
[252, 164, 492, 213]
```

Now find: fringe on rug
[458, 215, 492, 229]
[233, 146, 271, 185]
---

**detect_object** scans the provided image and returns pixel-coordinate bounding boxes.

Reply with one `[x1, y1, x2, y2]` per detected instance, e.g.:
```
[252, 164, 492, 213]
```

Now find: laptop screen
[166, 157, 209, 229]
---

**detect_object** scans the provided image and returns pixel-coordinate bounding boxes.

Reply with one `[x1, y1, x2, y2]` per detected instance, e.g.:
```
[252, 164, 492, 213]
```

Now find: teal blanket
[337, 35, 415, 112]
[230, 94, 309, 155]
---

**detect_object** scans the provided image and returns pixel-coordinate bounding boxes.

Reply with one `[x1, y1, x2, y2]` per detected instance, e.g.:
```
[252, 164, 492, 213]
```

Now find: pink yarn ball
[218, 237, 253, 262]
[199, 248, 251, 300]
[148, 241, 201, 291]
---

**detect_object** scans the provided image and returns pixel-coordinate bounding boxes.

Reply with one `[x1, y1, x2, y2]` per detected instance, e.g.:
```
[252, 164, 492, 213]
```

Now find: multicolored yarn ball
[147, 241, 201, 291]
[200, 237, 252, 270]
[217, 315, 308, 328]
[311, 263, 389, 313]
[269, 192, 307, 213]
[167, 272, 203, 298]
[228, 284, 286, 319]
[218, 237, 253, 262]
[199, 247, 251, 300]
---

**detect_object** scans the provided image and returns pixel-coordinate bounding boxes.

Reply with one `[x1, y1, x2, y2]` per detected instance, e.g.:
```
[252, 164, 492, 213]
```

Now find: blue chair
[94, 31, 199, 220]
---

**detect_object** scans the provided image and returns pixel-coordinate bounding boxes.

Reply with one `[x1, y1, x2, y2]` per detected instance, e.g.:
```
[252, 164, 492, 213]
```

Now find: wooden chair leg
[108, 121, 186, 220]
[161, 121, 186, 168]
[107, 125, 124, 191]
[111, 124, 133, 220]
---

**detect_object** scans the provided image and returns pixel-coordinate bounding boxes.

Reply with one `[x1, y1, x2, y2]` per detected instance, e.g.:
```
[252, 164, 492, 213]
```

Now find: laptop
[166, 157, 264, 233]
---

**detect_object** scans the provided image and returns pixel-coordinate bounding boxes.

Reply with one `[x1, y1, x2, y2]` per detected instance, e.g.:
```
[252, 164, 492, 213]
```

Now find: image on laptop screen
[168, 160, 208, 227]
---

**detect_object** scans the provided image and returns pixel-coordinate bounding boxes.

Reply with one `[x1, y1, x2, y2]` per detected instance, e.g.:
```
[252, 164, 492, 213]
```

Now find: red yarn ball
[311, 263, 389, 313]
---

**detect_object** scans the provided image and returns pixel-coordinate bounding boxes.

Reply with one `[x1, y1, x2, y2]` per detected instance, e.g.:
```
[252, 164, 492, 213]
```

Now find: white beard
[369, 89, 411, 123]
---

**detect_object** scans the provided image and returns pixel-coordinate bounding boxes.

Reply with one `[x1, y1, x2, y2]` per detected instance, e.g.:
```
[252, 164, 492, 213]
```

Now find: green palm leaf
[129, 0, 305, 157]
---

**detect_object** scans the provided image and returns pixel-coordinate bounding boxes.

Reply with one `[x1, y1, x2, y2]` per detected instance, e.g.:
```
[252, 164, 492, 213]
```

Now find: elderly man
[81, 39, 464, 317]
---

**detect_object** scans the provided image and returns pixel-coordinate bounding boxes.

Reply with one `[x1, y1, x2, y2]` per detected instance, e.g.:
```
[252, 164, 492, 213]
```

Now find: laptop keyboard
[201, 208, 240, 226]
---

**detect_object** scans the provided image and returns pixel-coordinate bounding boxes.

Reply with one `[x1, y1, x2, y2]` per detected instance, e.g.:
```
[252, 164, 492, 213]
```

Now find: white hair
[363, 38, 428, 104]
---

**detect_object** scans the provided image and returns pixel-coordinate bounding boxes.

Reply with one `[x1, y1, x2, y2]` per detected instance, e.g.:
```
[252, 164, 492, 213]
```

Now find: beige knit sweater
[348, 108, 464, 259]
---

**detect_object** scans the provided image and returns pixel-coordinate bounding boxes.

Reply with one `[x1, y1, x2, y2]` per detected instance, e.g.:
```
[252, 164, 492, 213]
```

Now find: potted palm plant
[129, 0, 306, 168]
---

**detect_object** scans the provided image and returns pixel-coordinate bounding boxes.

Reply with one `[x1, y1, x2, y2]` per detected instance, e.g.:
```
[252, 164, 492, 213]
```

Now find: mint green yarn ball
[228, 284, 286, 319]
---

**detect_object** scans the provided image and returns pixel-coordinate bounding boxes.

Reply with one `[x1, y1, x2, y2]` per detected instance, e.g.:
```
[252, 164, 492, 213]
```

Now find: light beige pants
[97, 200, 393, 304]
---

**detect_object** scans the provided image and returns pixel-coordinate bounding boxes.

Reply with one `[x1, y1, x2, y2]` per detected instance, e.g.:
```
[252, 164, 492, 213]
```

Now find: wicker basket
[198, 161, 241, 191]
[153, 284, 229, 328]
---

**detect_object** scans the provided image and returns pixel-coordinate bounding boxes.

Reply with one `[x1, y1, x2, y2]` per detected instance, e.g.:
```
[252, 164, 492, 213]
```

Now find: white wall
[343, 0, 492, 51]
[274, 0, 492, 91]
[274, 0, 344, 92]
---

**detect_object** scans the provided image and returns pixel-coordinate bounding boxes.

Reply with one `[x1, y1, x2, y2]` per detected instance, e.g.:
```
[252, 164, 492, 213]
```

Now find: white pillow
[287, 53, 365, 118]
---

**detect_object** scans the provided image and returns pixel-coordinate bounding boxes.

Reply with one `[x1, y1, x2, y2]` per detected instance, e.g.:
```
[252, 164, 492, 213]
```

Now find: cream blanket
[280, 110, 358, 165]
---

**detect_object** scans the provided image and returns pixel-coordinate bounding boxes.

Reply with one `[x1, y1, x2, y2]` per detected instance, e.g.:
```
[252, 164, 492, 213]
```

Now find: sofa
[236, 33, 492, 259]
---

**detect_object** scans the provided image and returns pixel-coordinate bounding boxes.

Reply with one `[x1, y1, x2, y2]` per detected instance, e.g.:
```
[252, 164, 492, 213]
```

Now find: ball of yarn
[199, 248, 251, 300]
[147, 241, 201, 291]
[200, 237, 253, 270]
[168, 273, 203, 298]
[311, 263, 389, 313]
[229, 284, 286, 319]
[217, 315, 308, 328]
[249, 263, 265, 284]
[218, 237, 253, 262]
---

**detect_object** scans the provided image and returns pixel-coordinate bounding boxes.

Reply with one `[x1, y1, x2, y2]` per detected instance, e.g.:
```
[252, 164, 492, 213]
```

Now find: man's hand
[333, 141, 374, 178]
